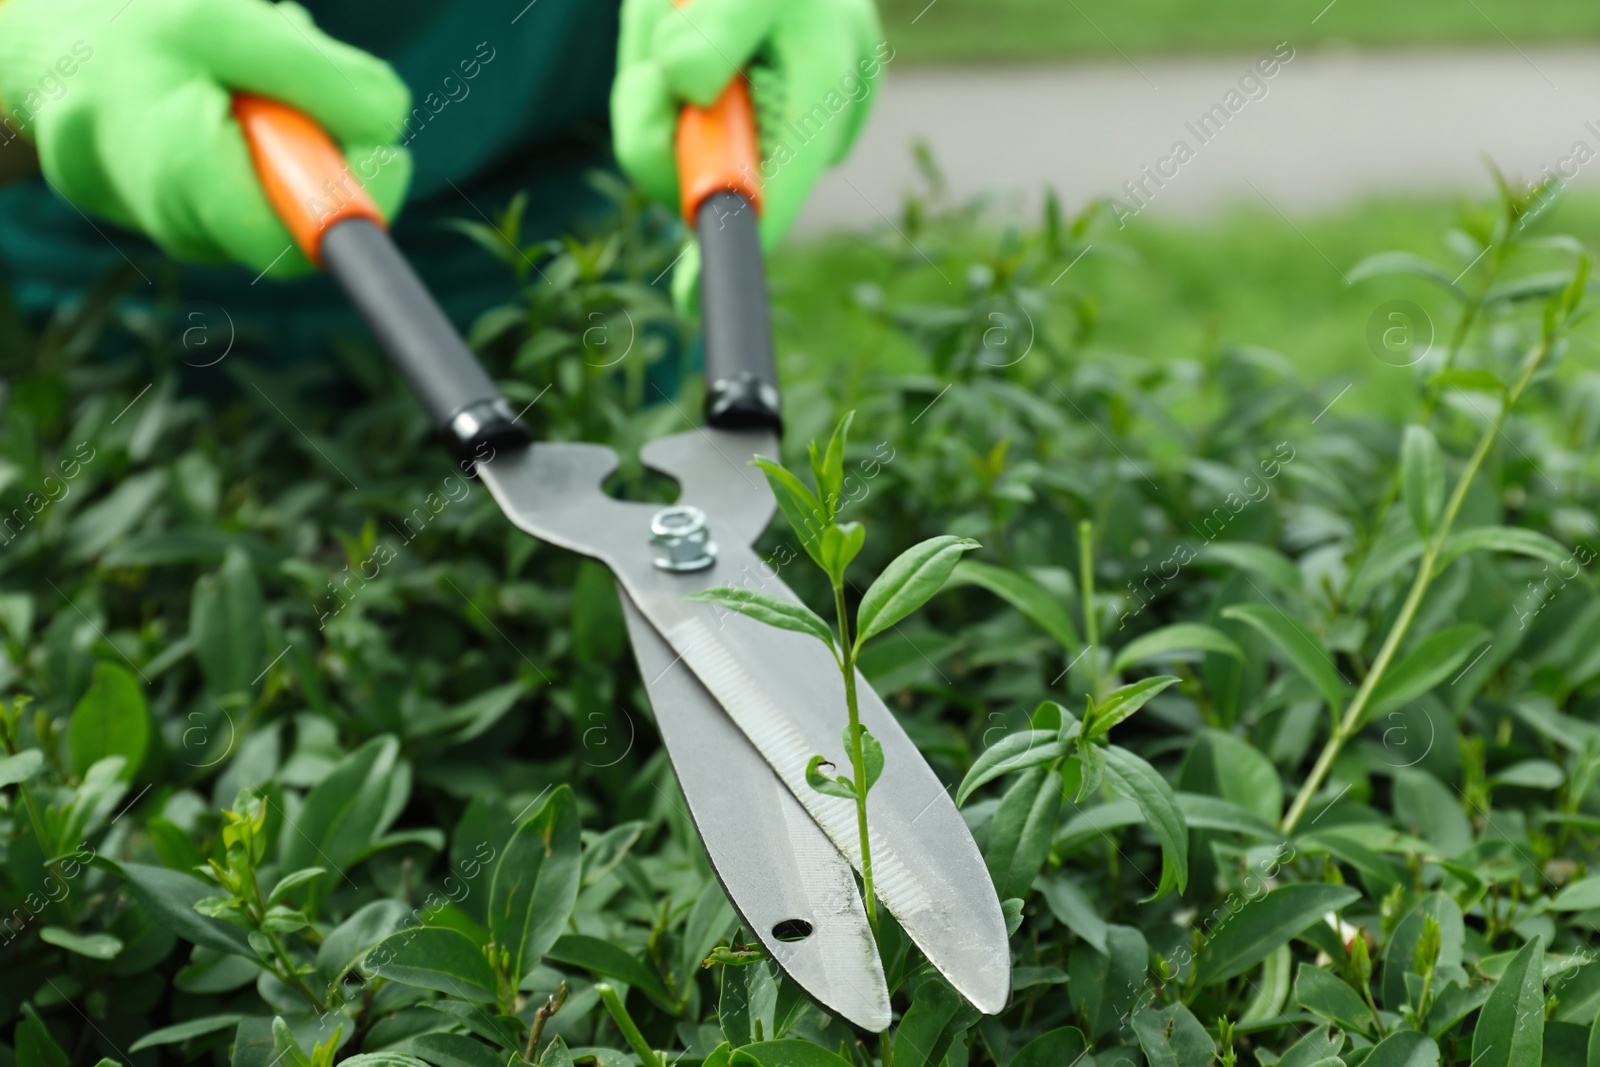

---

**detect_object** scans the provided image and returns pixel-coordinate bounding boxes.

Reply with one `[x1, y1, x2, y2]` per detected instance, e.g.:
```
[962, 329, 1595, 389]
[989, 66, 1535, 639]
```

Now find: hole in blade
[771, 919, 813, 943]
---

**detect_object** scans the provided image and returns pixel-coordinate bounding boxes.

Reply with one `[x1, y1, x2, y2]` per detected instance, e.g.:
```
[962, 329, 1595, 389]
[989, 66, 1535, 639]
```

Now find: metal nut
[649, 505, 717, 572]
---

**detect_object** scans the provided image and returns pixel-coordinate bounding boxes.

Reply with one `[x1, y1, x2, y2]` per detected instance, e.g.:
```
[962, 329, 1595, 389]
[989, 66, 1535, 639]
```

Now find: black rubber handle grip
[695, 191, 781, 431]
[320, 219, 529, 457]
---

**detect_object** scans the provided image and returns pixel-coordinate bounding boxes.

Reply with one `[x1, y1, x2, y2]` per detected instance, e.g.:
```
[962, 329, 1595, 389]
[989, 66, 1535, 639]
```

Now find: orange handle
[674, 78, 763, 221]
[232, 93, 386, 265]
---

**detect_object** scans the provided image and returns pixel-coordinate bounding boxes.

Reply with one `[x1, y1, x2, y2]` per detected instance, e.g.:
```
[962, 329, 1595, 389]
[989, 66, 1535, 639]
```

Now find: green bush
[4, 171, 1600, 1067]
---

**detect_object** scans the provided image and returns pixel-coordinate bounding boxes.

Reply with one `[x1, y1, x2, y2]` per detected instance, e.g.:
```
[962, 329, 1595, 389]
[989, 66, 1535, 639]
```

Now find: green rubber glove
[612, 0, 888, 314]
[0, 0, 412, 278]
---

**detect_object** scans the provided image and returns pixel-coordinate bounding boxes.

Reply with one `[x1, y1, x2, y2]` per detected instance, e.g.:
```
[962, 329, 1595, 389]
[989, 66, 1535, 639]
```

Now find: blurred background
[772, 0, 1600, 424]
[800, 0, 1600, 230]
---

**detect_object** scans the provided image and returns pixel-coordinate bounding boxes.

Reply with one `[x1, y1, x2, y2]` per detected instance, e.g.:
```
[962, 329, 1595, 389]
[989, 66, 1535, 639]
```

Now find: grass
[879, 0, 1600, 63]
[772, 186, 1600, 421]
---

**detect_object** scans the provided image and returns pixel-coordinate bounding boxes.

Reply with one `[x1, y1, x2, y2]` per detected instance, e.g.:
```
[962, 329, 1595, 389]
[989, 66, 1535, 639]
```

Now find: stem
[836, 581, 879, 937]
[524, 981, 568, 1062]
[1283, 329, 1556, 833]
[1333, 234, 1504, 612]
[1415, 967, 1435, 1025]
[1079, 519, 1101, 697]
[596, 983, 663, 1067]
[246, 861, 326, 1011]
[1359, 977, 1386, 1038]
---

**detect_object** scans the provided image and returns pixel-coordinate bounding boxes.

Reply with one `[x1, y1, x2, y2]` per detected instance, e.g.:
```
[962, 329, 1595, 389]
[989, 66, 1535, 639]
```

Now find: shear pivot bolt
[649, 505, 717, 572]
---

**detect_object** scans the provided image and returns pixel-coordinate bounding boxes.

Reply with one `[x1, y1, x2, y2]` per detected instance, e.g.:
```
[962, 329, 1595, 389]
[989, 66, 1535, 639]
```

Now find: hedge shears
[233, 75, 1007, 1032]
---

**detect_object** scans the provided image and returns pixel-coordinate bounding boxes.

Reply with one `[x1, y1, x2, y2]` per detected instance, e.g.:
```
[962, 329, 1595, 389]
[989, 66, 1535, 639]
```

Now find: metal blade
[620, 591, 890, 1032]
[478, 431, 1010, 1013]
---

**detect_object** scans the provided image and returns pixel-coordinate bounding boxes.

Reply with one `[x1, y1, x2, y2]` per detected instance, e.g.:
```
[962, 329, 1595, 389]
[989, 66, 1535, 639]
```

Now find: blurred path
[796, 48, 1600, 231]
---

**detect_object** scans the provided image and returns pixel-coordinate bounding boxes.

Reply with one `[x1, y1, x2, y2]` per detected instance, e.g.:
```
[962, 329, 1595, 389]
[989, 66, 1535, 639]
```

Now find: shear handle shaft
[233, 93, 527, 457]
[675, 78, 781, 432]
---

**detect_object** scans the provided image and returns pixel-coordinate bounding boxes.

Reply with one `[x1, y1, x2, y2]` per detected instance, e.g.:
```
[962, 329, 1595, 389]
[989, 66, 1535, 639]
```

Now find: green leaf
[1075, 742, 1105, 803]
[754, 456, 828, 569]
[719, 951, 758, 1048]
[855, 535, 981, 648]
[1087, 676, 1179, 739]
[546, 933, 670, 1004]
[0, 592, 31, 643]
[1038, 876, 1108, 953]
[68, 662, 150, 779]
[1131, 1001, 1214, 1067]
[818, 522, 865, 584]
[1221, 603, 1348, 714]
[1394, 768, 1474, 857]
[1381, 893, 1465, 1010]
[1485, 270, 1573, 305]
[0, 749, 43, 789]
[1277, 1027, 1345, 1067]
[129, 1013, 247, 1052]
[366, 926, 497, 1001]
[809, 411, 855, 515]
[1364, 1030, 1441, 1067]
[985, 767, 1064, 899]
[1492, 759, 1565, 790]
[948, 559, 1082, 654]
[1430, 368, 1506, 395]
[686, 586, 835, 652]
[730, 1039, 856, 1066]
[1366, 624, 1490, 722]
[1295, 961, 1374, 1030]
[1200, 542, 1304, 600]
[394, 1032, 510, 1067]
[1400, 425, 1445, 537]
[56, 757, 128, 859]
[1010, 1027, 1089, 1067]
[318, 899, 411, 987]
[891, 977, 963, 1067]
[1070, 924, 1150, 1040]
[805, 755, 855, 799]
[540, 1036, 577, 1067]
[1113, 623, 1242, 672]
[1240, 943, 1293, 1027]
[279, 735, 403, 907]
[1179, 729, 1284, 824]
[1348, 250, 1465, 296]
[1302, 828, 1405, 897]
[1474, 938, 1545, 1067]
[411, 680, 531, 743]
[842, 724, 885, 794]
[1439, 525, 1574, 570]
[39, 926, 122, 959]
[1554, 876, 1600, 910]
[339, 1053, 432, 1067]
[1102, 745, 1188, 897]
[122, 862, 255, 958]
[956, 729, 1070, 806]
[65, 469, 165, 562]
[190, 545, 266, 697]
[1197, 883, 1360, 984]
[1427, 982, 1492, 1039]
[488, 785, 581, 984]
[16, 1004, 69, 1067]
[266, 867, 327, 908]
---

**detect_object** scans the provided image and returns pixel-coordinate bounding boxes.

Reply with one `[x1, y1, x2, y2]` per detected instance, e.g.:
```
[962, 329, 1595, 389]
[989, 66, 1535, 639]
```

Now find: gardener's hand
[612, 0, 888, 313]
[0, 0, 411, 278]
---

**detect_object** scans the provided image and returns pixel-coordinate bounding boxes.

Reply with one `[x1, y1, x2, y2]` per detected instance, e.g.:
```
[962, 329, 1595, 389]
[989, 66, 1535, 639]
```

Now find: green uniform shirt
[0, 0, 622, 340]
